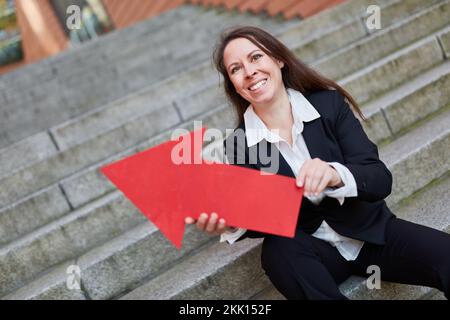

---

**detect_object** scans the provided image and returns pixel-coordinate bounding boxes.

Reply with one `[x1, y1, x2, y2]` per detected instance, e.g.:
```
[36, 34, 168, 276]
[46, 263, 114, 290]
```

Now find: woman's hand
[185, 212, 235, 235]
[296, 158, 343, 196]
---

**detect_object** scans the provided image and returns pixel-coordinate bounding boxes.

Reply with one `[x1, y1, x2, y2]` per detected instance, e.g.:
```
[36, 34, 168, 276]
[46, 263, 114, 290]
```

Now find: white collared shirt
[221, 88, 364, 261]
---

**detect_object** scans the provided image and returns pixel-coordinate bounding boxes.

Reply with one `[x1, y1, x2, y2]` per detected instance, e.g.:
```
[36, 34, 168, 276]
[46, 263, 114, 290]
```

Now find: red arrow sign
[101, 127, 303, 249]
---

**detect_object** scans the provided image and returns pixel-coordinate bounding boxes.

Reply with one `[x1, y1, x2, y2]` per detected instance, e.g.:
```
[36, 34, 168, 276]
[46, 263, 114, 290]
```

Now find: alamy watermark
[170, 121, 281, 175]
[366, 265, 381, 290]
[66, 5, 81, 30]
[66, 264, 81, 290]
[366, 5, 382, 31]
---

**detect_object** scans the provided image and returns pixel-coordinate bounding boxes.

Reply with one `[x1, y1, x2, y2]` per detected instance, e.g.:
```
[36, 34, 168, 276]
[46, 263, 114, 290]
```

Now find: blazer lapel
[251, 141, 295, 178]
[301, 118, 333, 162]
[274, 147, 295, 178]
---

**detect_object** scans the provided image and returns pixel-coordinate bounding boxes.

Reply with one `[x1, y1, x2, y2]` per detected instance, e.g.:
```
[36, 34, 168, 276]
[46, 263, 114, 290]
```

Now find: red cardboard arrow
[101, 127, 303, 249]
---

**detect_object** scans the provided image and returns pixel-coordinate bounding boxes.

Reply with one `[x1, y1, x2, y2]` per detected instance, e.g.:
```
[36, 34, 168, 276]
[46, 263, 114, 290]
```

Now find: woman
[185, 26, 450, 300]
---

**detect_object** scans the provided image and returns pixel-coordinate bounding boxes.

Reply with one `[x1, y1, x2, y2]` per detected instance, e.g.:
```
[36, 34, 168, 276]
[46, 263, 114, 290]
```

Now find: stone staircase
[0, 0, 449, 300]
[0, 5, 299, 149]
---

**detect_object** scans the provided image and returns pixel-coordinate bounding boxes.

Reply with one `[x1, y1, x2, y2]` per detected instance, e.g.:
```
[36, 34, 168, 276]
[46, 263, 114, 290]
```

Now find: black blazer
[224, 89, 395, 245]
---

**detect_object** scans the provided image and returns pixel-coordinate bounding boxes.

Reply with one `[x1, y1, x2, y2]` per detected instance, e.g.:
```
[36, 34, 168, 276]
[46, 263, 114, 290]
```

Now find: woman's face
[223, 37, 285, 107]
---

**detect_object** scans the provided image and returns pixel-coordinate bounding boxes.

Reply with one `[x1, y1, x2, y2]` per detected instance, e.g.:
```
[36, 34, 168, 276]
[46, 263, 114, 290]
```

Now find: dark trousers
[261, 217, 450, 300]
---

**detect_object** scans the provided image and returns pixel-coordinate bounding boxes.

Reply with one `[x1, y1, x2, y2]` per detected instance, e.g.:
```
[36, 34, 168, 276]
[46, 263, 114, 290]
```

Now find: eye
[230, 66, 240, 74]
[251, 53, 263, 62]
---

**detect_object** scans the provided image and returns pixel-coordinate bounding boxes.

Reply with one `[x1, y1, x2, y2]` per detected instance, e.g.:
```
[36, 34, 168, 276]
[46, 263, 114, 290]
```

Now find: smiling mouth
[248, 79, 267, 91]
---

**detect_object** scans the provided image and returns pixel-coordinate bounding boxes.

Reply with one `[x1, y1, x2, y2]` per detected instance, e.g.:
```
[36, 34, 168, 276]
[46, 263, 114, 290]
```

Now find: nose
[243, 62, 257, 78]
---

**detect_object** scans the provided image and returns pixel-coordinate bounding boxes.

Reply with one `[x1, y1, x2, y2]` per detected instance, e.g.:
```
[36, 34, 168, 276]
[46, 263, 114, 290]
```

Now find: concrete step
[9, 0, 397, 94]
[0, 5, 202, 105]
[0, 184, 71, 247]
[3, 7, 269, 101]
[49, 63, 219, 152]
[278, 0, 442, 48]
[0, 190, 149, 296]
[0, 131, 58, 180]
[362, 59, 450, 144]
[340, 181, 450, 300]
[424, 288, 448, 300]
[5, 104, 450, 300]
[2, 223, 216, 300]
[113, 11, 298, 74]
[121, 236, 266, 300]
[340, 26, 450, 105]
[287, 0, 445, 64]
[313, 0, 450, 80]
[380, 106, 450, 206]
[0, 6, 296, 150]
[0, 5, 203, 90]
[0, 6, 209, 116]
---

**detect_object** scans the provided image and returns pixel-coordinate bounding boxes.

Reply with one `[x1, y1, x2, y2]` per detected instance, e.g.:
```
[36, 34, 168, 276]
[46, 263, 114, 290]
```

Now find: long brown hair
[212, 26, 366, 125]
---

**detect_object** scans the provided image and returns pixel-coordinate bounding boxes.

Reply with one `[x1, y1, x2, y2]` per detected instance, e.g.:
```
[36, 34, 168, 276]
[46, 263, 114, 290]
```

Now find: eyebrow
[227, 49, 261, 71]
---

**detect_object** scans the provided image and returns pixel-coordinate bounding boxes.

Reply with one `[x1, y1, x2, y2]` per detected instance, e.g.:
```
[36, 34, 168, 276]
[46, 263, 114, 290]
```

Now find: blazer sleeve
[333, 91, 393, 202]
[223, 132, 269, 242]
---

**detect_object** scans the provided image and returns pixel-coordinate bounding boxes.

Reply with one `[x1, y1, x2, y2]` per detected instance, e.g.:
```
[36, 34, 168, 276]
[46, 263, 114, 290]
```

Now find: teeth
[249, 79, 267, 91]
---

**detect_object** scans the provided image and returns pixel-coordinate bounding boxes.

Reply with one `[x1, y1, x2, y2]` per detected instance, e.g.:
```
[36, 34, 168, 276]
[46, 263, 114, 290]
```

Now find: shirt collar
[243, 88, 321, 147]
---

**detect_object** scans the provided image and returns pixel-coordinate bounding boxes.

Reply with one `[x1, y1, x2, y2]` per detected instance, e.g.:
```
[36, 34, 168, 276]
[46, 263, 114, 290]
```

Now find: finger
[313, 163, 333, 194]
[303, 175, 311, 196]
[309, 169, 324, 196]
[215, 218, 227, 234]
[297, 160, 310, 187]
[196, 213, 208, 231]
[296, 172, 304, 187]
[206, 212, 218, 233]
[185, 216, 195, 224]
[315, 170, 331, 195]
[304, 170, 317, 196]
[328, 166, 341, 187]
